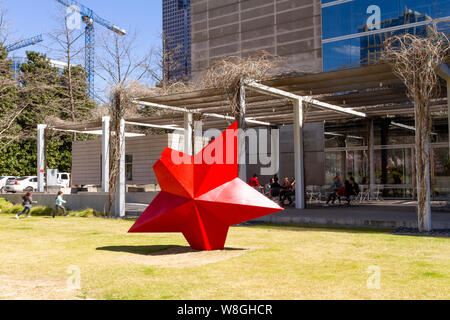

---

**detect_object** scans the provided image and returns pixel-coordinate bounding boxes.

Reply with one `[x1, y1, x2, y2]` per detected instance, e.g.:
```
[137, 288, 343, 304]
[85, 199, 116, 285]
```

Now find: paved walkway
[252, 201, 450, 229]
[126, 201, 450, 230]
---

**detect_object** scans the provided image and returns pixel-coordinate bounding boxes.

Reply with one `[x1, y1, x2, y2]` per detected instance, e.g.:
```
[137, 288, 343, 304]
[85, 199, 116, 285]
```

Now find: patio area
[125, 200, 450, 230]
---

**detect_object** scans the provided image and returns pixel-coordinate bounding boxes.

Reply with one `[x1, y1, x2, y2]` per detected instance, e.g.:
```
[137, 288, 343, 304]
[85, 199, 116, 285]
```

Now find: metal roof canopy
[52, 63, 448, 132]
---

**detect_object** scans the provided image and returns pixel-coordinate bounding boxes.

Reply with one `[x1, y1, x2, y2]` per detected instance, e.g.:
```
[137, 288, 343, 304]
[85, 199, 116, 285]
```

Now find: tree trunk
[414, 97, 432, 232]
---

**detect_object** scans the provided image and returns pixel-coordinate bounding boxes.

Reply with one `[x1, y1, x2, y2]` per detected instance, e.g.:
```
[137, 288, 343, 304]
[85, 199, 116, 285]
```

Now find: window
[322, 0, 450, 71]
[126, 155, 133, 182]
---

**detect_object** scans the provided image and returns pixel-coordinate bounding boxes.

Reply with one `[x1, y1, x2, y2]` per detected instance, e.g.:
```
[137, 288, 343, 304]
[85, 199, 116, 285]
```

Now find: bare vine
[381, 26, 449, 232]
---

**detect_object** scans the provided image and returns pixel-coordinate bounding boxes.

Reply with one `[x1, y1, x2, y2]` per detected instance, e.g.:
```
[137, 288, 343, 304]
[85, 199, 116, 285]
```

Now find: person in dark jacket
[269, 178, 282, 200]
[344, 177, 360, 205]
[16, 192, 36, 219]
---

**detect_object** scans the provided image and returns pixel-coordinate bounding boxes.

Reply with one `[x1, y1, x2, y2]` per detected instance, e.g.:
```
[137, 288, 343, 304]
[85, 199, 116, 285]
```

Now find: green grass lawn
[0, 214, 448, 300]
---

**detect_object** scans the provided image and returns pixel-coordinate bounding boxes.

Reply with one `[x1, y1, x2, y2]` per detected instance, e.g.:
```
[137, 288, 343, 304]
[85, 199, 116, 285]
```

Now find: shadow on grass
[96, 245, 245, 256]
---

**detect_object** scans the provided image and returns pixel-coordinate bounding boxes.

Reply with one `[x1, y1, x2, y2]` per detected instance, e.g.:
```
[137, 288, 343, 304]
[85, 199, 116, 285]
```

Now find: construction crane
[55, 0, 126, 98]
[5, 34, 44, 52]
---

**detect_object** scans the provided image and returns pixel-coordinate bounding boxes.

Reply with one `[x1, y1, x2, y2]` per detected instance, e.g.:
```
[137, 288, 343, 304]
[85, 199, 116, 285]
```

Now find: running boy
[54, 191, 68, 218]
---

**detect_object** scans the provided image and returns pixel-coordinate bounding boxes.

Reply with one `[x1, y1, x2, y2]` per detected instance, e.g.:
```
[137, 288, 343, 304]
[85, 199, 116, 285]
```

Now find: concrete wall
[190, 0, 322, 80]
[278, 123, 325, 186]
[72, 139, 102, 186]
[244, 122, 325, 186]
[1, 192, 158, 215]
[72, 134, 184, 187]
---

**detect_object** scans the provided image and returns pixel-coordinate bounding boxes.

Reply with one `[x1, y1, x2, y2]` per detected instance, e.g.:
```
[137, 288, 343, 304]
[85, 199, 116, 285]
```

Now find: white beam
[125, 121, 184, 131]
[302, 96, 367, 118]
[115, 118, 126, 218]
[132, 99, 192, 114]
[391, 121, 438, 136]
[245, 80, 302, 100]
[184, 112, 193, 155]
[293, 99, 305, 209]
[37, 124, 47, 193]
[202, 112, 271, 126]
[245, 80, 367, 118]
[132, 99, 272, 127]
[102, 116, 110, 193]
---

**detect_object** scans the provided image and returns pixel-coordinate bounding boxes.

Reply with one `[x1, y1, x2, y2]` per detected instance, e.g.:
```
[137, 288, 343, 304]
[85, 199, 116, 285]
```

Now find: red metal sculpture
[129, 122, 283, 251]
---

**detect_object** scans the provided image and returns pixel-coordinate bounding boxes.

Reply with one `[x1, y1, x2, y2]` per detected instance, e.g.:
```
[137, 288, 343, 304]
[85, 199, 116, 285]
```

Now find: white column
[293, 99, 305, 209]
[37, 124, 47, 193]
[271, 127, 280, 176]
[369, 119, 375, 199]
[115, 118, 126, 218]
[184, 112, 193, 155]
[193, 119, 203, 155]
[238, 81, 247, 181]
[447, 80, 450, 156]
[102, 116, 110, 193]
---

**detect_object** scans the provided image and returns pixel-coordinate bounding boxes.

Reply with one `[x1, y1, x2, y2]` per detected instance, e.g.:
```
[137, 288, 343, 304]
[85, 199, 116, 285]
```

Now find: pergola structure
[38, 63, 450, 219]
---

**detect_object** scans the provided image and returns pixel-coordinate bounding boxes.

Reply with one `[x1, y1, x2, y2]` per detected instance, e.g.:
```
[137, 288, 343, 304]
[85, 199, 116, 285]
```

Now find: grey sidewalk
[251, 201, 450, 229]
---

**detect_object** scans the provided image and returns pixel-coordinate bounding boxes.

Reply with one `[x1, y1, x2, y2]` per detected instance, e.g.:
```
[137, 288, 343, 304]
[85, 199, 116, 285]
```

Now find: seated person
[343, 177, 360, 205]
[249, 174, 263, 192]
[324, 176, 343, 206]
[269, 178, 281, 199]
[280, 177, 294, 206]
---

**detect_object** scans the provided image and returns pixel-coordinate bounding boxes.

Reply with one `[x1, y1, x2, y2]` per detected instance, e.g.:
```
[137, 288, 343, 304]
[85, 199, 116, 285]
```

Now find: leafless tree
[0, 5, 31, 149]
[382, 26, 449, 232]
[96, 31, 158, 216]
[0, 2, 10, 45]
[45, 10, 95, 137]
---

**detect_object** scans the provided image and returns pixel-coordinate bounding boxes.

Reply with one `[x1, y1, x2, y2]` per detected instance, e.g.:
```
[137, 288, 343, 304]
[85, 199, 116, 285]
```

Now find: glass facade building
[321, 0, 450, 199]
[162, 0, 191, 82]
[322, 0, 450, 71]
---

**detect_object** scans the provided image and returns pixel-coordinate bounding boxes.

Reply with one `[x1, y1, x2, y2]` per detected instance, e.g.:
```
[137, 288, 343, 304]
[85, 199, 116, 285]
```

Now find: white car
[5, 176, 39, 193]
[0, 176, 17, 193]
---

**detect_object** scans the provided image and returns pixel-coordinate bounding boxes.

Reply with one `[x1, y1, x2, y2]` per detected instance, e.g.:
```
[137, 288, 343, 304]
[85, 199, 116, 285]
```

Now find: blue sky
[2, 0, 162, 94]
[3, 0, 162, 54]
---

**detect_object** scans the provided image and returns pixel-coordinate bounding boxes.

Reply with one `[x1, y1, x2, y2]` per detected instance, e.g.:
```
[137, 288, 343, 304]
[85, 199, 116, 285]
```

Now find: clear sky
[2, 0, 162, 94]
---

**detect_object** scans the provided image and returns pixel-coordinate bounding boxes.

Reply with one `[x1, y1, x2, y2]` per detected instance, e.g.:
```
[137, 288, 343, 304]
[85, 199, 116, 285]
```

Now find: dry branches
[382, 26, 449, 232]
[201, 51, 282, 117]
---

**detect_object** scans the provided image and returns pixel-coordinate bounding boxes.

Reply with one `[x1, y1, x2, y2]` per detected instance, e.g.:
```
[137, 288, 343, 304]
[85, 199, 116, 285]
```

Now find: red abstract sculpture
[129, 122, 283, 251]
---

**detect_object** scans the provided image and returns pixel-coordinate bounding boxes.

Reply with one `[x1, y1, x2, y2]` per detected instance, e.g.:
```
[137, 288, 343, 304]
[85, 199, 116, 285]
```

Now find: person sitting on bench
[343, 177, 360, 205]
[324, 176, 343, 207]
[269, 178, 281, 201]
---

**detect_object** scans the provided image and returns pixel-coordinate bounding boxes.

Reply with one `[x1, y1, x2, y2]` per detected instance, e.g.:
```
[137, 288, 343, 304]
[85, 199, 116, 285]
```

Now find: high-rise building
[162, 0, 192, 82]
[358, 9, 431, 66]
[190, 0, 322, 80]
[190, 0, 449, 75]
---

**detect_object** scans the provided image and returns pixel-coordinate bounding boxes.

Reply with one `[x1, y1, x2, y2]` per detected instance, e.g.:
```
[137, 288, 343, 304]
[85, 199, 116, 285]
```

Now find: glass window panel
[374, 148, 413, 185]
[322, 0, 450, 71]
[325, 151, 347, 184]
[432, 147, 450, 199]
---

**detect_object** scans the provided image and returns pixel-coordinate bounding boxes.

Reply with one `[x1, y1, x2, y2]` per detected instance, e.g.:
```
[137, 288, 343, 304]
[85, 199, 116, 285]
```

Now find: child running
[16, 192, 36, 220]
[54, 191, 68, 218]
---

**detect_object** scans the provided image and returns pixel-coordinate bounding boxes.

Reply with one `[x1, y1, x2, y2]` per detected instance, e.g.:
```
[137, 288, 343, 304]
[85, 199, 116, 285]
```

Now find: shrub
[4, 204, 25, 215]
[30, 206, 54, 216]
[0, 198, 14, 212]
[69, 208, 105, 218]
